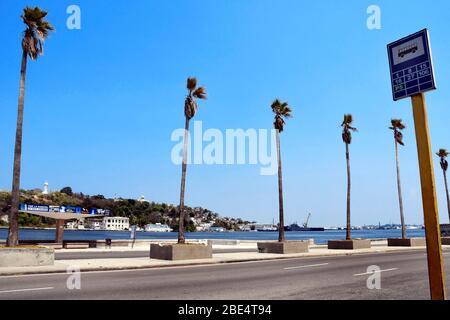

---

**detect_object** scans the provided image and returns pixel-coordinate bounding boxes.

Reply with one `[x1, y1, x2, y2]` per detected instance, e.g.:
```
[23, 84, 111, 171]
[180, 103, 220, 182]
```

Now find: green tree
[178, 77, 207, 244]
[8, 7, 54, 247]
[341, 114, 357, 240]
[271, 99, 293, 243]
[60, 187, 73, 196]
[186, 221, 196, 232]
[436, 149, 450, 222]
[389, 119, 407, 239]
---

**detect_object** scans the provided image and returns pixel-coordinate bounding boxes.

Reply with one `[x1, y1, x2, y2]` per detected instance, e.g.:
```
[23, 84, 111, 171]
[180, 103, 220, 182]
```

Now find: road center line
[0, 287, 54, 294]
[284, 263, 329, 270]
[353, 268, 398, 277]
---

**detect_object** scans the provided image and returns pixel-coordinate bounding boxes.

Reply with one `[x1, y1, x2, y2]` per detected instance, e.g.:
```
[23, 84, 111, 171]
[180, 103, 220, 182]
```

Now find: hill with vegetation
[0, 187, 250, 231]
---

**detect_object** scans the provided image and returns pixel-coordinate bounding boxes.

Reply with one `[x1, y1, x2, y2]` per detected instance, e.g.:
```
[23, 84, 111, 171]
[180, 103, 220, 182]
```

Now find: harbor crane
[302, 212, 312, 228]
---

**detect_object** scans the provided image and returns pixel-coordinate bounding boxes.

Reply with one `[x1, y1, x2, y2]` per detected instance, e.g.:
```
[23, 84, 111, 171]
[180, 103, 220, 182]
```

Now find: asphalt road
[55, 248, 257, 260]
[1, 249, 450, 300]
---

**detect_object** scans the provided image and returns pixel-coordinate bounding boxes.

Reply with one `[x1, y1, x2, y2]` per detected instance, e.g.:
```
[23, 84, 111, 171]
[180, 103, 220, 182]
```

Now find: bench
[62, 240, 97, 249]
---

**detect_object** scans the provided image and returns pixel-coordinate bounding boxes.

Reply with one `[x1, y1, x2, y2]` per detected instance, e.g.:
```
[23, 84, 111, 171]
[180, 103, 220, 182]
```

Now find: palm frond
[271, 99, 293, 117]
[395, 131, 405, 146]
[342, 114, 353, 126]
[26, 6, 48, 19]
[271, 99, 281, 112]
[21, 6, 54, 60]
[36, 21, 54, 40]
[271, 99, 293, 132]
[193, 86, 207, 99]
[280, 105, 293, 118]
[184, 96, 198, 120]
[390, 119, 406, 130]
[184, 77, 206, 119]
[390, 119, 405, 145]
[186, 77, 197, 91]
[341, 114, 357, 144]
[436, 149, 449, 158]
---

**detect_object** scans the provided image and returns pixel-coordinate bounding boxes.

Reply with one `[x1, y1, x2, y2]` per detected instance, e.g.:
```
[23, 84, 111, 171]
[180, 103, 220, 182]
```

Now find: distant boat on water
[256, 226, 278, 232]
[284, 213, 325, 232]
[284, 223, 325, 232]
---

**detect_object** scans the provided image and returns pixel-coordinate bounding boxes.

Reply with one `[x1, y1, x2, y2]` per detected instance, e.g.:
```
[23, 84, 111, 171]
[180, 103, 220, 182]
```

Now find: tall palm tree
[389, 119, 407, 239]
[7, 7, 54, 247]
[436, 149, 450, 222]
[341, 114, 357, 240]
[178, 77, 207, 244]
[271, 99, 293, 243]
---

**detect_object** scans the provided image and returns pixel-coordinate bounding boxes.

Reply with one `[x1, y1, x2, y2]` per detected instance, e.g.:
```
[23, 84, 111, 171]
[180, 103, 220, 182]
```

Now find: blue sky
[1, 0, 450, 227]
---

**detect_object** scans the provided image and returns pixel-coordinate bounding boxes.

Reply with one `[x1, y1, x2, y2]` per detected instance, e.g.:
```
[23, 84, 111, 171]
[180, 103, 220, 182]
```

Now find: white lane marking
[0, 287, 54, 294]
[284, 263, 329, 270]
[0, 257, 334, 278]
[353, 268, 398, 277]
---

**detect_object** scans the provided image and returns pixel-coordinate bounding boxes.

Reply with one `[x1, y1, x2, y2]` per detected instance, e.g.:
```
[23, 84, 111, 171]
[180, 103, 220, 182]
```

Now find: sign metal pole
[388, 29, 446, 300]
[411, 93, 446, 300]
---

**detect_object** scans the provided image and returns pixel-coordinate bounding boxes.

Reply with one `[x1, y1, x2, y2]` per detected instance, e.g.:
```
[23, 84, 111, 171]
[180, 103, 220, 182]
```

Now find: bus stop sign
[387, 29, 436, 101]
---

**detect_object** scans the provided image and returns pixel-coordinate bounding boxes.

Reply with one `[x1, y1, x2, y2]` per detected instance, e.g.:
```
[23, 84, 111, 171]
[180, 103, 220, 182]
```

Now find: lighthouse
[42, 181, 49, 195]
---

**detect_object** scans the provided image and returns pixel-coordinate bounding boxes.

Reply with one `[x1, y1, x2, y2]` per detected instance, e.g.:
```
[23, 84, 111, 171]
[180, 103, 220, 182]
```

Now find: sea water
[0, 228, 425, 245]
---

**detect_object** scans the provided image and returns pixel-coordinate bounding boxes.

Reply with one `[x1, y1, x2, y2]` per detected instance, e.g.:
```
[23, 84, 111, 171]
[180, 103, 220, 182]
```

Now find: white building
[137, 195, 149, 203]
[196, 222, 213, 232]
[66, 221, 77, 229]
[65, 220, 85, 230]
[145, 223, 172, 232]
[102, 217, 130, 231]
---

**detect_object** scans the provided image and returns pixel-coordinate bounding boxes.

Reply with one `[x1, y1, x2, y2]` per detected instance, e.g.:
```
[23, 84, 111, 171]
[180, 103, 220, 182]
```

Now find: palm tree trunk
[346, 143, 351, 240]
[178, 117, 190, 244]
[276, 130, 285, 242]
[395, 140, 406, 239]
[444, 169, 450, 223]
[7, 50, 28, 247]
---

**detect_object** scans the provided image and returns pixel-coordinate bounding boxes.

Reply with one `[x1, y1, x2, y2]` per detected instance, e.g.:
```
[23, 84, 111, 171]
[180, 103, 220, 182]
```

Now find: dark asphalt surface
[55, 248, 257, 260]
[1, 249, 450, 299]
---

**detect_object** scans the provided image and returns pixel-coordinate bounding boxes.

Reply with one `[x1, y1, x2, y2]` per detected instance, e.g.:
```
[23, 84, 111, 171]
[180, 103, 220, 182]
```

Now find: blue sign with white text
[387, 29, 436, 101]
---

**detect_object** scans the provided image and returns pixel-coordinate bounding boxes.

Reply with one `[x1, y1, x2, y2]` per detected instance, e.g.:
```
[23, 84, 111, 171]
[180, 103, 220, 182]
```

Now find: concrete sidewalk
[0, 243, 443, 276]
[54, 242, 258, 254]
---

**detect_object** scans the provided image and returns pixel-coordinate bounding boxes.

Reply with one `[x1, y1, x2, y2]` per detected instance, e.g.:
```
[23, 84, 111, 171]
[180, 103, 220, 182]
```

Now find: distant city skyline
[1, 1, 450, 227]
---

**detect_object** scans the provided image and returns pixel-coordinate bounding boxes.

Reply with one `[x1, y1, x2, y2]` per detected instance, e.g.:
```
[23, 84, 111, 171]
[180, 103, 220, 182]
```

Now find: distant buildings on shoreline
[67, 217, 130, 231]
[325, 224, 425, 231]
[144, 223, 172, 232]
